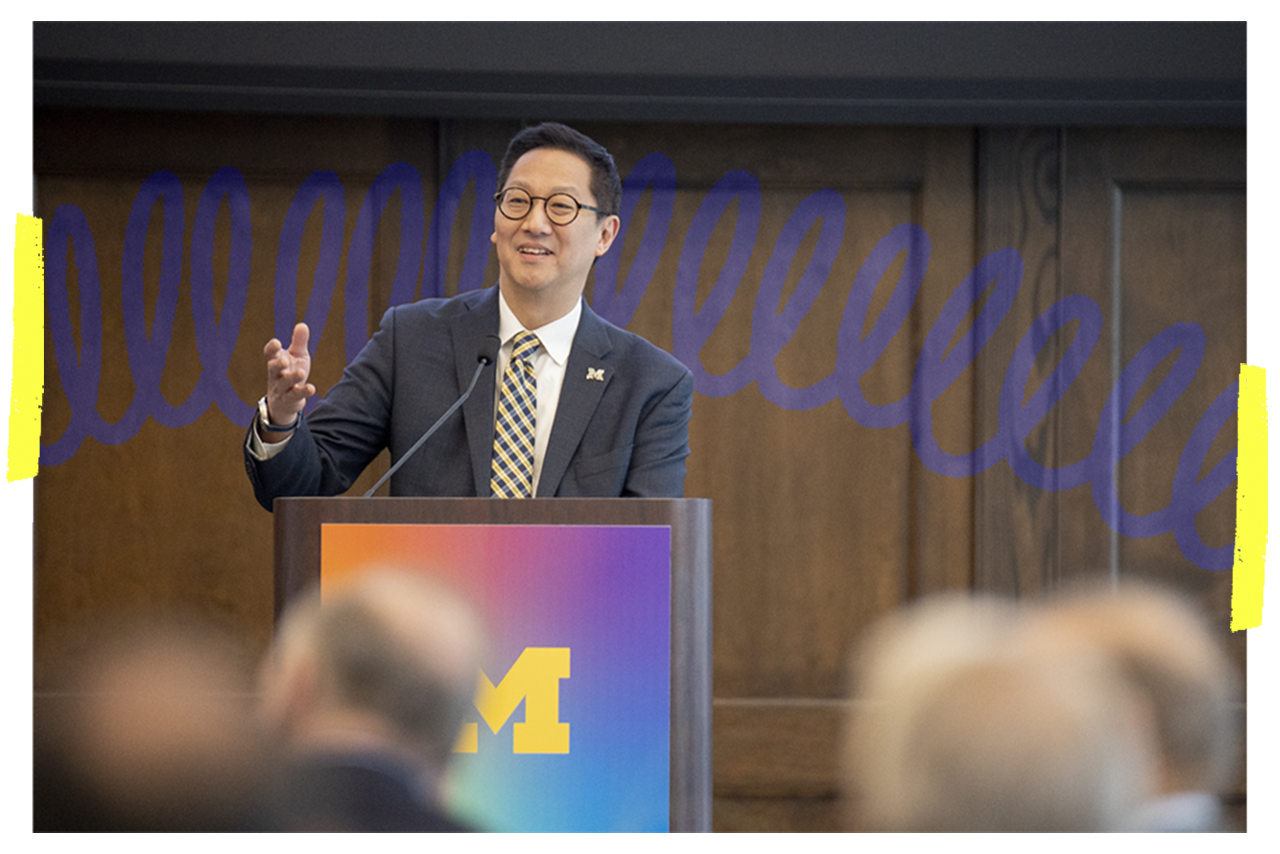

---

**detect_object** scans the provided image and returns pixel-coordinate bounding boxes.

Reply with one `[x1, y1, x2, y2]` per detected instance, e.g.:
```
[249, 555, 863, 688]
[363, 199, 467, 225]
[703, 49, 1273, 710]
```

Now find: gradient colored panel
[321, 523, 672, 831]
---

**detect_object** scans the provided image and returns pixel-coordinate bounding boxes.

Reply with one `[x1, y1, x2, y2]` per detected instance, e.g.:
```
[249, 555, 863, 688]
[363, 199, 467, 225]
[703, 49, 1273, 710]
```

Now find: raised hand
[261, 322, 316, 436]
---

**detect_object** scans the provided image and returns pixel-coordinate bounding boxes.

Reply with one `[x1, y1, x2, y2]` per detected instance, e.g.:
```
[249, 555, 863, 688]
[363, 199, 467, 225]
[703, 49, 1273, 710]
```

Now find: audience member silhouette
[258, 569, 487, 832]
[34, 615, 272, 831]
[843, 593, 1157, 832]
[1031, 581, 1241, 831]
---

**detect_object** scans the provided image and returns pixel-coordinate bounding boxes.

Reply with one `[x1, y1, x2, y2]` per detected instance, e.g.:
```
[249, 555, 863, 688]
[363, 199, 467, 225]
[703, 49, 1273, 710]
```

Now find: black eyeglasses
[494, 188, 604, 226]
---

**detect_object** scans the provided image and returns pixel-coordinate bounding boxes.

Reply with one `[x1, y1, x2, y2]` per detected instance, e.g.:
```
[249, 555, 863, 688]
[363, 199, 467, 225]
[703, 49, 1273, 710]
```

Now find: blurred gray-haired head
[843, 593, 1156, 832]
[262, 569, 488, 768]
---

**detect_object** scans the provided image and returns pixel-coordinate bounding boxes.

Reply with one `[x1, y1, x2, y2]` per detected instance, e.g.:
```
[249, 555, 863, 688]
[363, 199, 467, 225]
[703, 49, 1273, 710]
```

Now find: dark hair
[497, 122, 622, 218]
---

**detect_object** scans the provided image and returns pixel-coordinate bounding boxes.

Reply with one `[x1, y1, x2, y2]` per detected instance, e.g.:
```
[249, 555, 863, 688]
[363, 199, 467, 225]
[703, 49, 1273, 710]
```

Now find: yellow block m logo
[454, 647, 570, 754]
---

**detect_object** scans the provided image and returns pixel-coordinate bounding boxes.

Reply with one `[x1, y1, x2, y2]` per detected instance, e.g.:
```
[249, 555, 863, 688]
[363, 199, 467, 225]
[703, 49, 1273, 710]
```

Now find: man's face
[491, 147, 619, 313]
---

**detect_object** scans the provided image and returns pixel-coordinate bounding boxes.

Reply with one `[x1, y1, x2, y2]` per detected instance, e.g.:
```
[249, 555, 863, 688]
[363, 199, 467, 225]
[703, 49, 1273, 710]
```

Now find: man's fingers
[288, 323, 311, 358]
[264, 324, 313, 422]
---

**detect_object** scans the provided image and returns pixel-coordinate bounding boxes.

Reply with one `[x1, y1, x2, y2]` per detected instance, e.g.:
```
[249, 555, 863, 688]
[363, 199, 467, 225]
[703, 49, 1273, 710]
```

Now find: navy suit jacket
[245, 287, 692, 509]
[268, 751, 474, 832]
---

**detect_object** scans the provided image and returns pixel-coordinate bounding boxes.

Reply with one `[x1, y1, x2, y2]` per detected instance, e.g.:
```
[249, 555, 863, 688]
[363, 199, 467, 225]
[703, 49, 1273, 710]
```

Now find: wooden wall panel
[33, 110, 441, 679]
[1058, 129, 1243, 633]
[1115, 185, 1244, 579]
[33, 112, 1246, 830]
[1061, 133, 1248, 812]
[973, 128, 1066, 596]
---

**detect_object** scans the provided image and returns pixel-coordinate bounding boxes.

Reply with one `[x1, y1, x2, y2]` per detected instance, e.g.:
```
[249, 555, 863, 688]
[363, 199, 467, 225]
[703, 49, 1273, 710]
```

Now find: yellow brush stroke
[7, 214, 44, 482]
[1232, 364, 1267, 631]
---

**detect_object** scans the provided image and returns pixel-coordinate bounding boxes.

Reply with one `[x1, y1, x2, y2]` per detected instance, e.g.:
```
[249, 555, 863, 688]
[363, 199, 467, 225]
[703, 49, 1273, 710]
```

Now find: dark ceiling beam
[33, 22, 1247, 126]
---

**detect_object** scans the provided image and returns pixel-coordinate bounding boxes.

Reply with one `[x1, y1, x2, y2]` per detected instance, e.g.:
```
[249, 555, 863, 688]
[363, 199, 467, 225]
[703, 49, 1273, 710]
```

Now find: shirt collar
[496, 291, 582, 367]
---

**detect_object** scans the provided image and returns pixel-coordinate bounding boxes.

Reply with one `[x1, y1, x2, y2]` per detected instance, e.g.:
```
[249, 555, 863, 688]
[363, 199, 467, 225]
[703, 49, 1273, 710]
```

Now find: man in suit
[245, 122, 692, 507]
[259, 570, 488, 832]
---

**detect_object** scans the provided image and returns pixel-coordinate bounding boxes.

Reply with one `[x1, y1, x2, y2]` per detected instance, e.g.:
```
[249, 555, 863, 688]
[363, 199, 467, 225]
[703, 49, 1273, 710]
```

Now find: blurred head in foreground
[34, 616, 269, 831]
[844, 594, 1156, 832]
[1032, 581, 1241, 831]
[259, 569, 488, 831]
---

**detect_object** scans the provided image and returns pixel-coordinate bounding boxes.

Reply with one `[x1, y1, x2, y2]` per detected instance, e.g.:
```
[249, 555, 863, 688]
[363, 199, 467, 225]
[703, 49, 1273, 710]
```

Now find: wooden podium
[273, 497, 712, 832]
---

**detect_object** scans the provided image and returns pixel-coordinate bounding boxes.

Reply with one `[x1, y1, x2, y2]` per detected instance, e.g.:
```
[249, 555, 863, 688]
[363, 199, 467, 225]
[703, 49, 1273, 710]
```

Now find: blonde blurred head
[1033, 581, 1241, 799]
[844, 594, 1156, 832]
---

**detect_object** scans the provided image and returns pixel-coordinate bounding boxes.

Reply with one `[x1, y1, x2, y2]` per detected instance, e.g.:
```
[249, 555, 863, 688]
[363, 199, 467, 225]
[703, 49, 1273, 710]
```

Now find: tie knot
[511, 332, 541, 364]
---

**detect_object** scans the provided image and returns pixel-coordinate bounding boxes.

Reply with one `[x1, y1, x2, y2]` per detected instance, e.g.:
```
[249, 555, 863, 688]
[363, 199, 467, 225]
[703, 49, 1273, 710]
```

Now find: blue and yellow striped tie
[490, 331, 540, 498]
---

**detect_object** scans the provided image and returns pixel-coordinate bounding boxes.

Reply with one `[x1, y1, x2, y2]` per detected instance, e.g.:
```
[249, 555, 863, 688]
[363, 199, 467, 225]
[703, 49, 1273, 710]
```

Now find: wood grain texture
[973, 127, 1066, 597]
[713, 699, 845, 797]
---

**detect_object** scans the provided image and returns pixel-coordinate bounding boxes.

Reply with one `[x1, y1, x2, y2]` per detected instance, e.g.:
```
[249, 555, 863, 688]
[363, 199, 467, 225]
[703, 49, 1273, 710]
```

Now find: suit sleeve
[244, 308, 398, 510]
[621, 364, 694, 498]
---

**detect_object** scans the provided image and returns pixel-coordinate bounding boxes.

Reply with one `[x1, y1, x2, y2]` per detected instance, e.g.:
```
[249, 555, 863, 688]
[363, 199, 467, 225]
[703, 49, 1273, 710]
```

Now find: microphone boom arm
[363, 336, 499, 498]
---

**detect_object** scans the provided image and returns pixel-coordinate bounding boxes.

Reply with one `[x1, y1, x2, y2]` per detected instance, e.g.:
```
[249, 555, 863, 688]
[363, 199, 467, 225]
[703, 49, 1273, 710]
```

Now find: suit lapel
[453, 287, 501, 495]
[538, 305, 613, 496]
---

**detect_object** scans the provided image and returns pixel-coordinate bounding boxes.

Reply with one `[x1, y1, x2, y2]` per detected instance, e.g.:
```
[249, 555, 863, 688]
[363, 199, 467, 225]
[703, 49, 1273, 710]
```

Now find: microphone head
[478, 334, 501, 365]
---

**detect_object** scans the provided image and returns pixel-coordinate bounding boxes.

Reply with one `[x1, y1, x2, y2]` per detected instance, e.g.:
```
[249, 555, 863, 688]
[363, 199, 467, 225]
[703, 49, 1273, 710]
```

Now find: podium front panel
[274, 497, 711, 832]
[321, 523, 671, 832]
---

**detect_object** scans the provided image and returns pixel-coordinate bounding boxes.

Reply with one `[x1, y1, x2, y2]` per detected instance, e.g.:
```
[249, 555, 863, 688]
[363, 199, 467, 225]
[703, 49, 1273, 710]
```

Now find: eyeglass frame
[493, 187, 608, 225]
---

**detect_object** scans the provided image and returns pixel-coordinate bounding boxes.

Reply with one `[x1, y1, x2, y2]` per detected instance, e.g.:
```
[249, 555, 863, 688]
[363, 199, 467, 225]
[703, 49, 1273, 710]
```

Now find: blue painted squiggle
[593, 152, 677, 328]
[190, 167, 253, 425]
[427, 151, 497, 298]
[122, 171, 188, 431]
[1091, 323, 1207, 540]
[273, 170, 345, 365]
[44, 204, 105, 464]
[672, 169, 762, 397]
[835, 223, 931, 428]
[908, 246, 1025, 478]
[1172, 380, 1238, 570]
[39, 153, 1239, 570]
[1000, 295, 1104, 492]
[346, 162, 425, 363]
[752, 188, 846, 411]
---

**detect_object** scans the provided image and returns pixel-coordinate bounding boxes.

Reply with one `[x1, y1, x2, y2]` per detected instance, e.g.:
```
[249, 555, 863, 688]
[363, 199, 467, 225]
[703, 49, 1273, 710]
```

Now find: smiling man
[244, 122, 693, 505]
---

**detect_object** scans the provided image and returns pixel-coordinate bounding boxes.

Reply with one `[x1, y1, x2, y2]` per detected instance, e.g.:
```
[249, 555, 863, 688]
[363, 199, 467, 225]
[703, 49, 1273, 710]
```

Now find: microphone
[364, 334, 501, 497]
